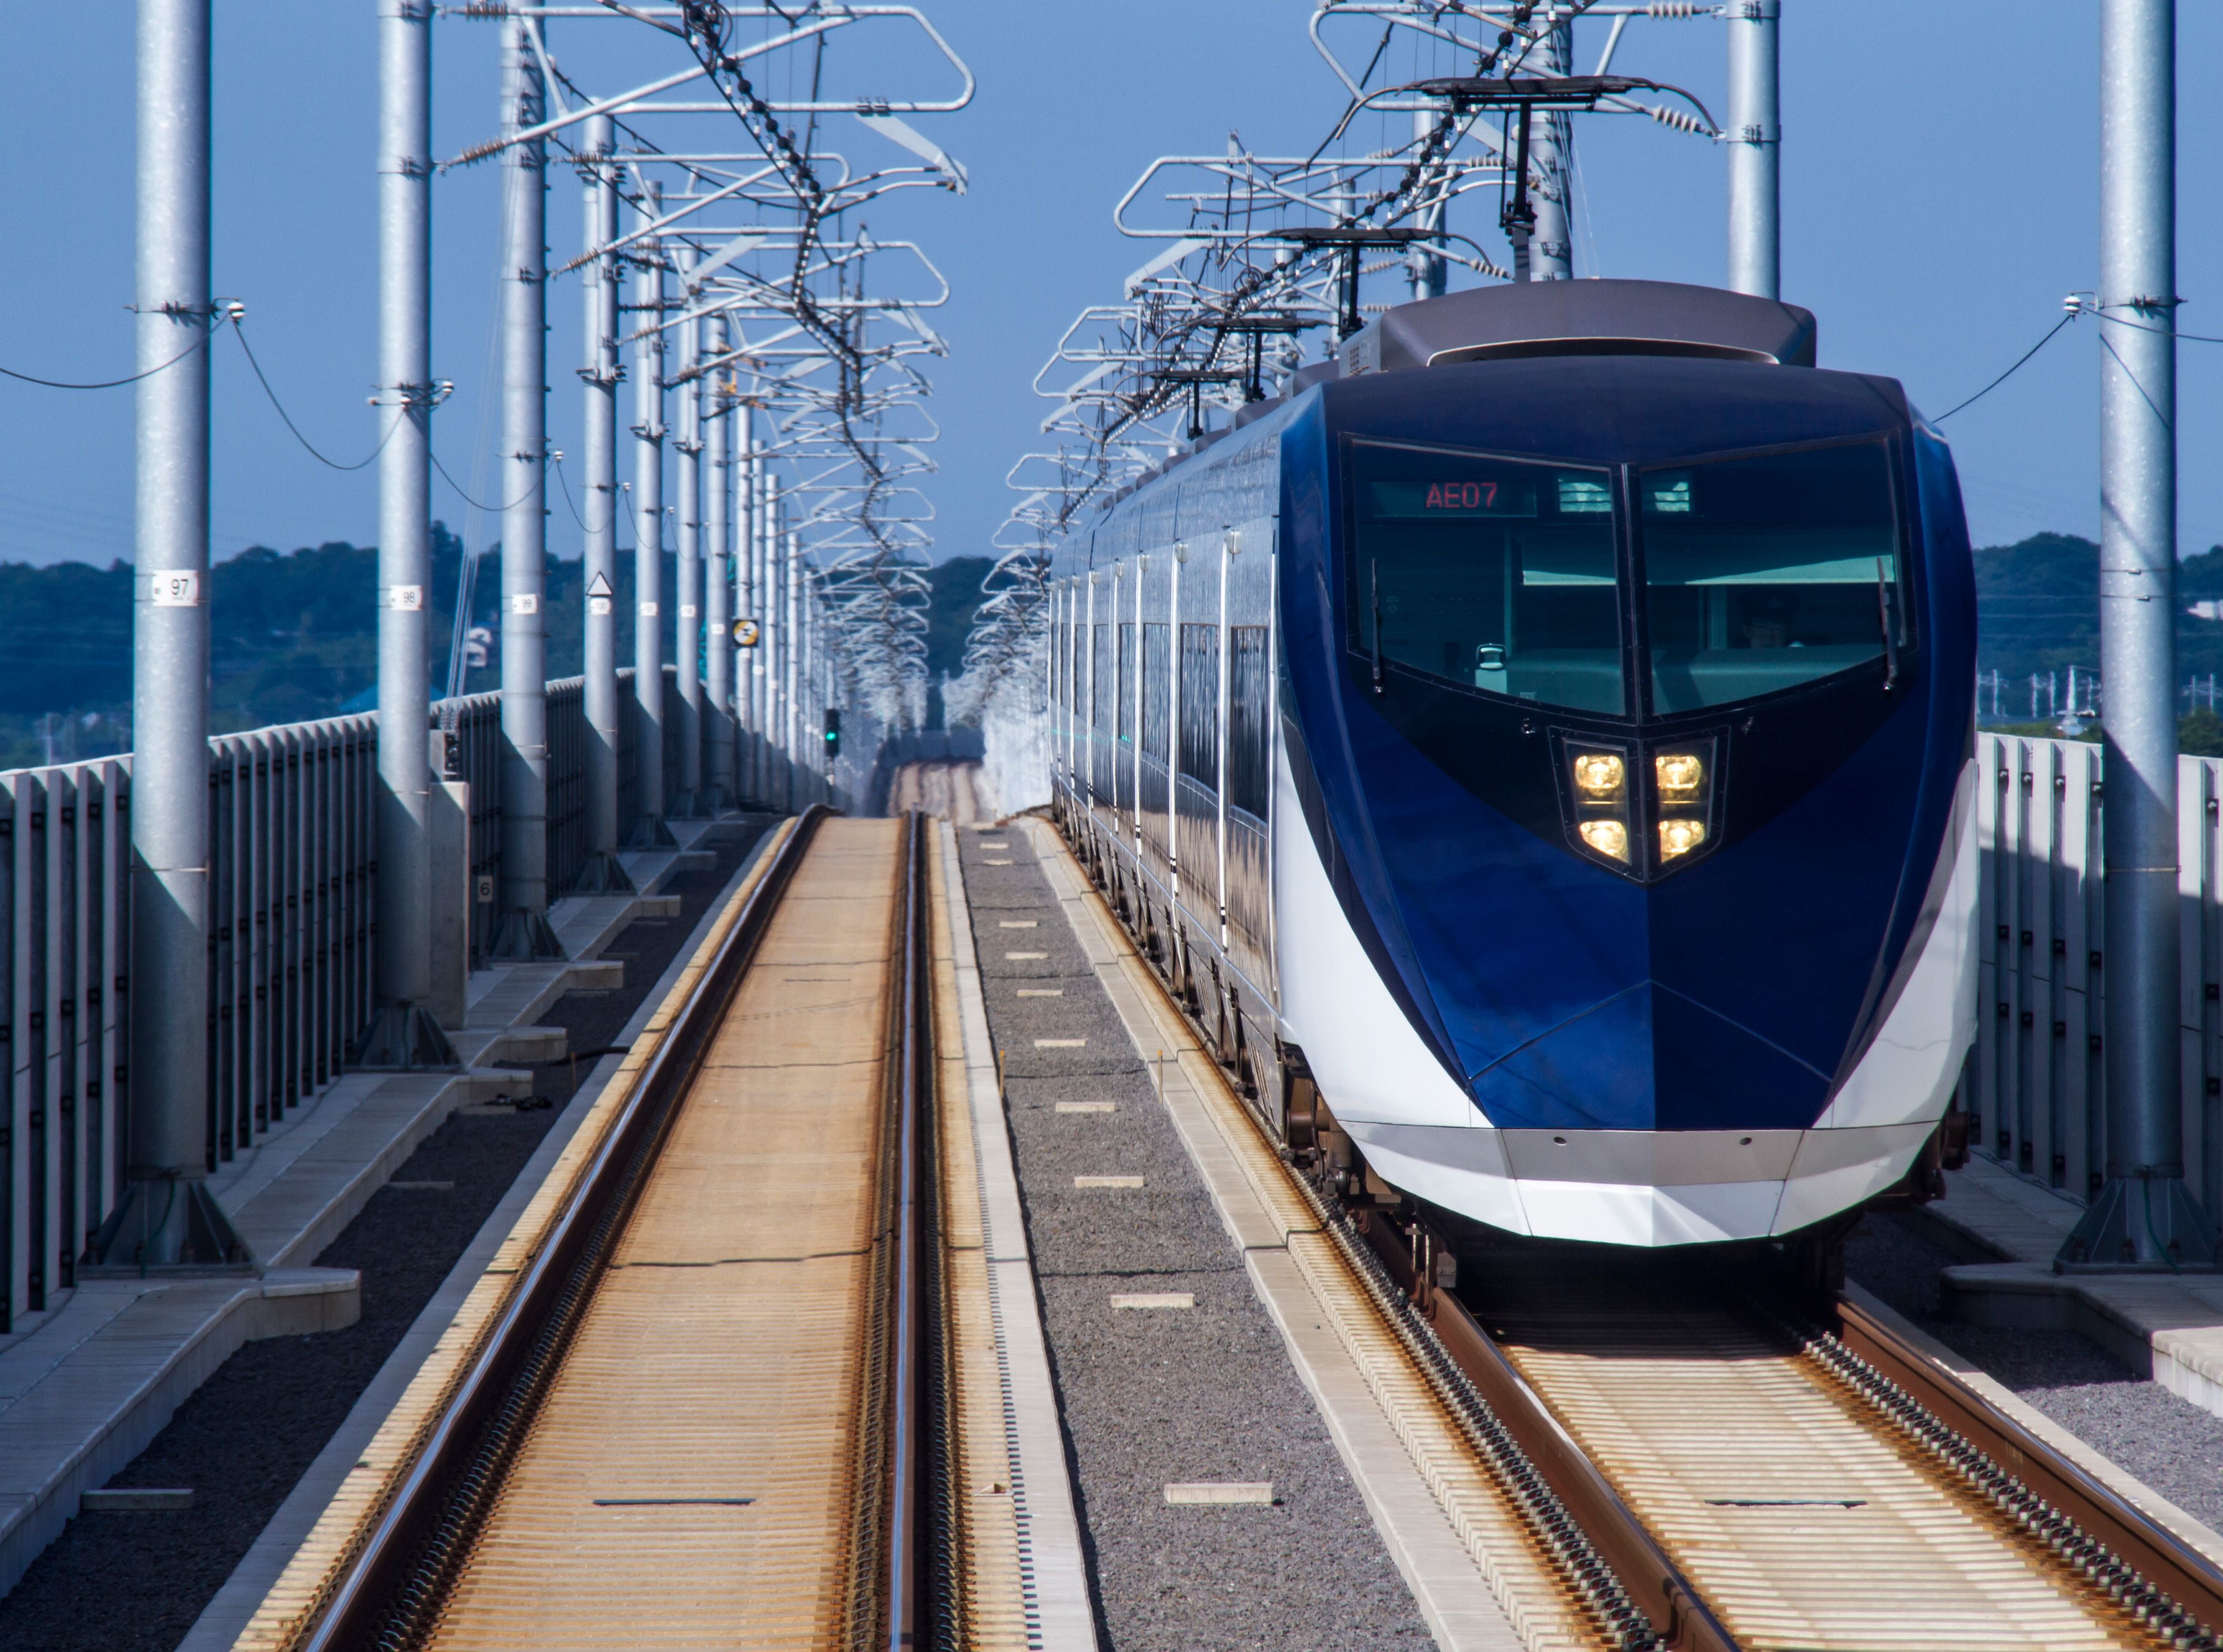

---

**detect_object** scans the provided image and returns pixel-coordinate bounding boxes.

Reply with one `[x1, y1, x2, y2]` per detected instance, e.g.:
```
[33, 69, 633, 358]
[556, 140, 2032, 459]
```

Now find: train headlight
[1572, 751, 1626, 797]
[1658, 817, 1707, 859]
[1579, 820, 1629, 862]
[1654, 752, 1703, 795]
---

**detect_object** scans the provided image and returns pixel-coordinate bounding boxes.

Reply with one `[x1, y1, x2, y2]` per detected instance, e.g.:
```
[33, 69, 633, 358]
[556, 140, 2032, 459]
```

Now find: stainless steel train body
[1045, 280, 1979, 1247]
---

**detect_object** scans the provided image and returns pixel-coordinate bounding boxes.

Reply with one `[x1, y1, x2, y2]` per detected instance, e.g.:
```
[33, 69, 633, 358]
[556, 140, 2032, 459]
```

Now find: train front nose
[1469, 974, 1832, 1135]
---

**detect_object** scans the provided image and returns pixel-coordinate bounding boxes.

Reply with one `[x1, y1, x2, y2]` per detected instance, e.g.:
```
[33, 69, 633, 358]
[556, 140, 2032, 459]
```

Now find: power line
[227, 319, 401, 472]
[1935, 296, 2223, 428]
[551, 453, 591, 531]
[429, 446, 542, 516]
[1932, 310, 2079, 423]
[0, 326, 212, 391]
[2095, 308, 2223, 346]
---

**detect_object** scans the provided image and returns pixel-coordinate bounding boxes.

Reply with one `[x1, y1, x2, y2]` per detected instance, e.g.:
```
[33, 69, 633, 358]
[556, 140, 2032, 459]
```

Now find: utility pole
[760, 471, 778, 809]
[355, 0, 461, 1066]
[703, 318, 733, 812]
[767, 483, 786, 807]
[1529, 11, 1574, 281]
[2061, 0, 2212, 1269]
[785, 526, 801, 812]
[1724, 0, 1780, 298]
[798, 558, 816, 804]
[671, 248, 702, 817]
[751, 452, 770, 805]
[490, 14, 562, 958]
[629, 184, 675, 845]
[574, 112, 631, 891]
[89, 0, 246, 1271]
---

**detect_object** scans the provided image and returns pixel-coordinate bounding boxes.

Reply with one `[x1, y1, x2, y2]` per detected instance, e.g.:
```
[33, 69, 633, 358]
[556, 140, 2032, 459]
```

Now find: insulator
[1648, 104, 1709, 137]
[1647, 2, 1702, 13]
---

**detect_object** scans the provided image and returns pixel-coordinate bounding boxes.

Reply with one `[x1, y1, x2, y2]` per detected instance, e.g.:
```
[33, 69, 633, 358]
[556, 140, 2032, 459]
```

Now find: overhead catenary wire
[1935, 296, 2223, 426]
[551, 452, 592, 531]
[1930, 308, 2081, 423]
[227, 318, 404, 472]
[225, 306, 538, 512]
[431, 445, 545, 517]
[0, 324, 216, 392]
[2092, 306, 2223, 347]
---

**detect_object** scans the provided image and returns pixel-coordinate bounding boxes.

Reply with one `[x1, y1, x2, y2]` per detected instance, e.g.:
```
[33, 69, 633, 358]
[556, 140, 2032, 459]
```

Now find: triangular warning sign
[587, 571, 614, 597]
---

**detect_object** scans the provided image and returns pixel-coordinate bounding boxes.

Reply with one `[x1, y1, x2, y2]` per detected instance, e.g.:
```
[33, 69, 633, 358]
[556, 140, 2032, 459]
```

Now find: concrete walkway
[1933, 1152, 2223, 1422]
[0, 819, 732, 1600]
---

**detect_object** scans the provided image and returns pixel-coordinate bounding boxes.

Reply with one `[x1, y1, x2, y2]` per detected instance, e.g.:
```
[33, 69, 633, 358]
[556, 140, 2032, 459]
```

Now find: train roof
[1340, 278, 1817, 375]
[1063, 280, 1825, 566]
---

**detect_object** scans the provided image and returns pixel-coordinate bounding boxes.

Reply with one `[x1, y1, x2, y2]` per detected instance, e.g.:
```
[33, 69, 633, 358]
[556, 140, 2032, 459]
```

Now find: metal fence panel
[546, 678, 586, 893]
[0, 664, 717, 1331]
[1972, 733, 2223, 1240]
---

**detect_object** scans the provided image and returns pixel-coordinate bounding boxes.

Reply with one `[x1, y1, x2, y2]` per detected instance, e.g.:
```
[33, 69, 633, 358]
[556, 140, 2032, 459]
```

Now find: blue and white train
[1045, 279, 1977, 1247]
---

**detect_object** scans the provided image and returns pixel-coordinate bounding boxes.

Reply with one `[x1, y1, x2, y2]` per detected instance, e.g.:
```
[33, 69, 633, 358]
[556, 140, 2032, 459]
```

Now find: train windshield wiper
[1370, 557, 1384, 695]
[1877, 558, 1900, 690]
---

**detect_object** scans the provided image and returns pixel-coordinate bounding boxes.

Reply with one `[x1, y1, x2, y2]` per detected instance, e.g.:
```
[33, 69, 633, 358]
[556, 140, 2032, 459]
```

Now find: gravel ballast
[1847, 1206, 2223, 1533]
[0, 823, 771, 1652]
[957, 825, 1432, 1651]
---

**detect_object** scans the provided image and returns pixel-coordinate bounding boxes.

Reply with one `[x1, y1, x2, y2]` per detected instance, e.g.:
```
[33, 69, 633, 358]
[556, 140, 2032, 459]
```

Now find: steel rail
[298, 805, 834, 1652]
[1349, 1206, 1731, 1652]
[886, 806, 929, 1650]
[1306, 1110, 2223, 1652]
[1346, 1149, 2223, 1651]
[1830, 1295, 2223, 1647]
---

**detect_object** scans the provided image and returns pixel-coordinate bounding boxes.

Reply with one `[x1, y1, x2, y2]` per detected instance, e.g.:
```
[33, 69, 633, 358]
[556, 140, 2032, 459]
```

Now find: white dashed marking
[1164, 1483, 1273, 1506]
[1112, 1292, 1194, 1310]
[1074, 1175, 1144, 1189]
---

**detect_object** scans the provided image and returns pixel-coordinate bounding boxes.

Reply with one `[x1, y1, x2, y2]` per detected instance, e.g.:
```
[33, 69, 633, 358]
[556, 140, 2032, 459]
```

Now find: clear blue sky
[0, 2, 2216, 575]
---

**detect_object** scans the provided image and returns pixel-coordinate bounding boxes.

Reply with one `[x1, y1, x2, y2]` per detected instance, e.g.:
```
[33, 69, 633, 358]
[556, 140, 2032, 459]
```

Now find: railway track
[245, 809, 1026, 1652]
[1046, 817, 2223, 1652]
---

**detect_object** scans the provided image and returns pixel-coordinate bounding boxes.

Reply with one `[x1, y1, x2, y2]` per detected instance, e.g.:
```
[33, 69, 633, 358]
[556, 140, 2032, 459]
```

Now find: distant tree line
[0, 534, 998, 768]
[1977, 531, 2223, 706]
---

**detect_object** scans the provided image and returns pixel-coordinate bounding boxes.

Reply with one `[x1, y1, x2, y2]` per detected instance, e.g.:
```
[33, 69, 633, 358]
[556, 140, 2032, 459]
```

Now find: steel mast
[575, 112, 632, 891]
[490, 13, 562, 958]
[2061, 0, 2213, 1270]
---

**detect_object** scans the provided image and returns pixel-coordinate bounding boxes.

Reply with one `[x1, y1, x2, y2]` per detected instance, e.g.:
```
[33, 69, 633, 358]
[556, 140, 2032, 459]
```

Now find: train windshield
[1348, 442, 1623, 716]
[1641, 441, 1901, 712]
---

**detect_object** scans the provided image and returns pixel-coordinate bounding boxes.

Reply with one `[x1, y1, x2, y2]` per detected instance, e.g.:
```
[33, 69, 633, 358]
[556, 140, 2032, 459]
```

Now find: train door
[1223, 516, 1277, 1004]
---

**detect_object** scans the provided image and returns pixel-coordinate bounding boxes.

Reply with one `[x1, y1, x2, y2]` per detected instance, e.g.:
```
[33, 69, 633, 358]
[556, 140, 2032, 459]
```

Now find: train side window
[1117, 623, 1133, 746]
[1228, 626, 1270, 821]
[1179, 622, 1220, 786]
[1640, 440, 1901, 713]
[1143, 622, 1171, 762]
[1091, 623, 1109, 732]
[1345, 440, 1623, 716]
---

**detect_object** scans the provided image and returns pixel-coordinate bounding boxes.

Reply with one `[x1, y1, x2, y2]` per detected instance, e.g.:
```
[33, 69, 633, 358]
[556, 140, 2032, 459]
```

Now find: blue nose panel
[1650, 983, 1832, 1131]
[1470, 984, 1655, 1130]
[1468, 981, 1831, 1132]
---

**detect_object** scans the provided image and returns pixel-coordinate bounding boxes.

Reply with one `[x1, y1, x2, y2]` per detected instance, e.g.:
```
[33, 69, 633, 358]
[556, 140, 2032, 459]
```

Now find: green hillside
[1976, 531, 2223, 720]
[0, 539, 1000, 766]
